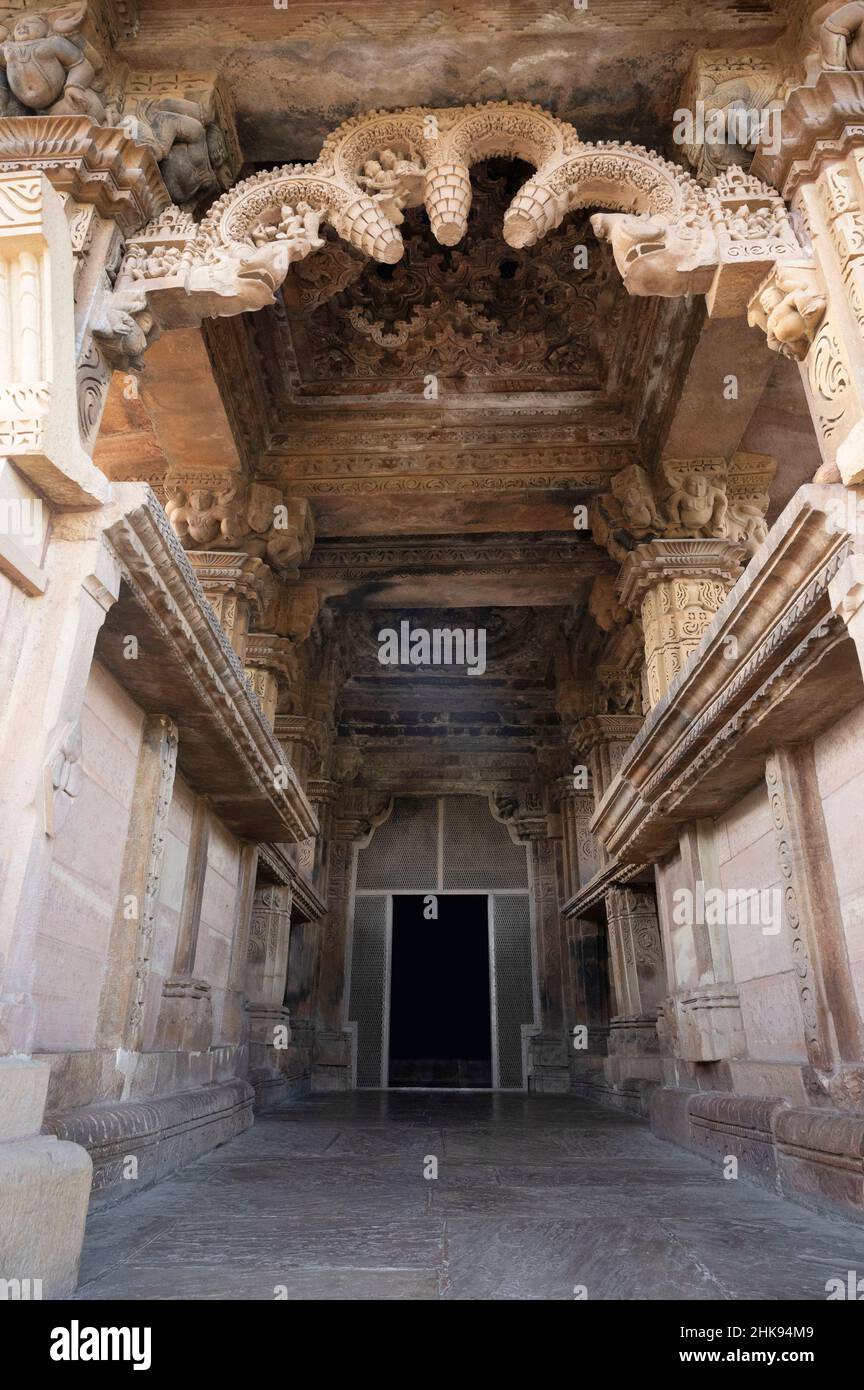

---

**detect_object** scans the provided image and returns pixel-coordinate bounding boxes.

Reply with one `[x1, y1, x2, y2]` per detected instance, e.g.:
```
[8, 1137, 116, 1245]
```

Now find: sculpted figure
[164, 481, 247, 550]
[190, 237, 296, 314]
[589, 575, 629, 633]
[591, 211, 714, 297]
[0, 3, 106, 120]
[92, 288, 157, 372]
[819, 2, 864, 69]
[663, 461, 728, 535]
[747, 266, 827, 360]
[596, 673, 640, 714]
[727, 499, 769, 555]
[250, 201, 325, 254]
[590, 466, 662, 563]
[0, 22, 26, 114]
[610, 464, 663, 535]
[357, 147, 425, 224]
[123, 97, 230, 205]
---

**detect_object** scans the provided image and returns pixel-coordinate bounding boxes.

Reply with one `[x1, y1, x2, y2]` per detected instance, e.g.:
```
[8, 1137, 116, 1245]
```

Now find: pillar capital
[617, 536, 747, 609]
[244, 633, 298, 728]
[591, 456, 774, 566]
[569, 713, 644, 756]
[186, 550, 270, 660]
[618, 538, 746, 708]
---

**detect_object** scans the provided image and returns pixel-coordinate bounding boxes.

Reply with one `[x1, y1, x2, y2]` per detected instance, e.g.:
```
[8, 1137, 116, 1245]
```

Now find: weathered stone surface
[0, 1058, 50, 1142]
[44, 1079, 254, 1209]
[0, 1136, 92, 1299]
[775, 1107, 864, 1222]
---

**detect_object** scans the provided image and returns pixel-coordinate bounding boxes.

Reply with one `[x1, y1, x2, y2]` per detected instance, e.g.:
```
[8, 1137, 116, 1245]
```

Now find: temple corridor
[72, 1094, 864, 1302]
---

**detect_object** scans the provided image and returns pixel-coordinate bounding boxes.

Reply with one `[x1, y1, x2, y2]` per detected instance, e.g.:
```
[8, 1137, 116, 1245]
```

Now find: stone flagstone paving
[72, 1092, 864, 1301]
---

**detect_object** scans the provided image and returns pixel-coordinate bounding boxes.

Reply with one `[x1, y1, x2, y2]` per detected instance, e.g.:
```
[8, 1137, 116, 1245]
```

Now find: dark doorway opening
[388, 894, 492, 1087]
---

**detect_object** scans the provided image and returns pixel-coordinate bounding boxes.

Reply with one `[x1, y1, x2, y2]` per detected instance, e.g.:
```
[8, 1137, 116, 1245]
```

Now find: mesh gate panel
[492, 894, 534, 1089]
[355, 796, 438, 890]
[347, 895, 387, 1087]
[443, 796, 528, 890]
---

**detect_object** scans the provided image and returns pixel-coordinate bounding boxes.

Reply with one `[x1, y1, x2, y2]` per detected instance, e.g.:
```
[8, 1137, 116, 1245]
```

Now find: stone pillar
[831, 548, 864, 677]
[0, 1058, 92, 1299]
[244, 634, 298, 729]
[660, 822, 747, 1068]
[0, 141, 158, 1300]
[313, 836, 358, 1090]
[569, 717, 641, 871]
[0, 170, 108, 507]
[565, 918, 610, 1075]
[571, 715, 643, 811]
[186, 551, 268, 662]
[750, 72, 864, 485]
[765, 746, 864, 1103]
[221, 843, 258, 1048]
[557, 782, 600, 898]
[603, 886, 666, 1085]
[246, 884, 295, 1107]
[276, 714, 331, 791]
[154, 794, 212, 1052]
[305, 777, 339, 896]
[284, 917, 321, 1069]
[0, 512, 120, 1053]
[527, 835, 570, 1092]
[96, 715, 179, 1053]
[618, 539, 745, 708]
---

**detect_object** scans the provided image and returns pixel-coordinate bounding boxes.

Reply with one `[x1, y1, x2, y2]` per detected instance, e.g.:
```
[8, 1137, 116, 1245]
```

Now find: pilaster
[96, 714, 179, 1053]
[154, 794, 212, 1053]
[603, 886, 665, 1085]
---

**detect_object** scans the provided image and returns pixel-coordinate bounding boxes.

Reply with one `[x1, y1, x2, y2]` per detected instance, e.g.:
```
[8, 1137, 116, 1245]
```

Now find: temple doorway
[388, 894, 492, 1088]
[347, 796, 536, 1090]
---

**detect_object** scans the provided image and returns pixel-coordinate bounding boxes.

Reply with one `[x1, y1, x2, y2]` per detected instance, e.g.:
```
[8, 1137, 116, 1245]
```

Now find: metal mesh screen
[355, 796, 438, 890]
[347, 895, 388, 1087]
[443, 796, 528, 890]
[492, 894, 534, 1089]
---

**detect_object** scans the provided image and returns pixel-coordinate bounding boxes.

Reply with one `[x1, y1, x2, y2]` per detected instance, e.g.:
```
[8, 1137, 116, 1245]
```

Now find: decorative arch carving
[114, 101, 806, 339]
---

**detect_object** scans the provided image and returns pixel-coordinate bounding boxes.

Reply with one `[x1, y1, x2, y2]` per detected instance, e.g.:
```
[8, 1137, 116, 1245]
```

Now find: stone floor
[72, 1091, 864, 1300]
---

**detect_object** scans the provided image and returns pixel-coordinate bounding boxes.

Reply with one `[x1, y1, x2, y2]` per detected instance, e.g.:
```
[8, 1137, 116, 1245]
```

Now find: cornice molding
[562, 857, 649, 919]
[0, 116, 168, 234]
[100, 484, 318, 843]
[753, 70, 864, 199]
[592, 486, 864, 864]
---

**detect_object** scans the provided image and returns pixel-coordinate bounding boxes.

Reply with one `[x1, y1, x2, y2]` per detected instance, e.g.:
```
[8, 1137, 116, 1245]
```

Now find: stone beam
[300, 534, 613, 609]
[656, 315, 777, 466]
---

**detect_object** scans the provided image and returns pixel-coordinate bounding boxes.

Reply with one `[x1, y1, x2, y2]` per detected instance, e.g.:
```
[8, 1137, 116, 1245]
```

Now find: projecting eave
[98, 485, 318, 844]
[592, 486, 864, 865]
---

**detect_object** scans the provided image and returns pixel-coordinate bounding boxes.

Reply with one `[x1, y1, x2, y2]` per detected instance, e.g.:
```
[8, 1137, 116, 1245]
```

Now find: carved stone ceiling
[129, 2, 788, 163]
[216, 160, 696, 538]
[110, 1, 804, 770]
[281, 167, 619, 396]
